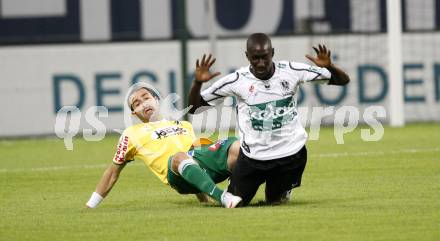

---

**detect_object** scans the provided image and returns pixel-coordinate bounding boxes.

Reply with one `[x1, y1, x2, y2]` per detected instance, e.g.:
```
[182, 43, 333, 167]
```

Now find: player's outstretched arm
[188, 54, 221, 114]
[85, 163, 125, 208]
[305, 44, 350, 86]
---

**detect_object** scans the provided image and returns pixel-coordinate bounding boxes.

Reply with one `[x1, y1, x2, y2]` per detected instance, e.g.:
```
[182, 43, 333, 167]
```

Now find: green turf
[1, 123, 439, 241]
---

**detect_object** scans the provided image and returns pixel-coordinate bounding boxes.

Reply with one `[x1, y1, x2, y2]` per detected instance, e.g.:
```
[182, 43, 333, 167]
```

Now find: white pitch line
[312, 147, 440, 158]
[0, 162, 144, 173]
[1, 148, 439, 173]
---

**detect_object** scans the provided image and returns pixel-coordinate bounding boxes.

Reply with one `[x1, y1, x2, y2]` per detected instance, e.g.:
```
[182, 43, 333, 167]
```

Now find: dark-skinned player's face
[246, 42, 274, 80]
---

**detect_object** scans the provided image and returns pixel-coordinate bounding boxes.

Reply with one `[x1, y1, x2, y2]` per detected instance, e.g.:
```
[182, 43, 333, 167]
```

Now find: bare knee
[227, 141, 240, 171]
[171, 152, 191, 174]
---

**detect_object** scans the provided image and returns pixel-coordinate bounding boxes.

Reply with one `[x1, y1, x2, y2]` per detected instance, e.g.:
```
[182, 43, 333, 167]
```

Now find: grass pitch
[1, 123, 439, 241]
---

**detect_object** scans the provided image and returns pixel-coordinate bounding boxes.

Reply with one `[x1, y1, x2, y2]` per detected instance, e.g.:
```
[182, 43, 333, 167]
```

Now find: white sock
[86, 192, 103, 208]
[177, 158, 197, 175]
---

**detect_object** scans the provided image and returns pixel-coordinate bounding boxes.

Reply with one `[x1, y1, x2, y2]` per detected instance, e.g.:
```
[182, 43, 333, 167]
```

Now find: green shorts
[167, 136, 238, 194]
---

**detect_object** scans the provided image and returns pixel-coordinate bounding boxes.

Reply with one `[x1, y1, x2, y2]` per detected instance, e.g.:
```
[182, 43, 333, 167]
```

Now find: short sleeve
[289, 62, 331, 84]
[112, 131, 136, 165]
[200, 72, 239, 106]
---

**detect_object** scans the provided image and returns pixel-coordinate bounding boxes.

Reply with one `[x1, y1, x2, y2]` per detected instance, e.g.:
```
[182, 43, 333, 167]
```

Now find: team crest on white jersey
[281, 80, 290, 90]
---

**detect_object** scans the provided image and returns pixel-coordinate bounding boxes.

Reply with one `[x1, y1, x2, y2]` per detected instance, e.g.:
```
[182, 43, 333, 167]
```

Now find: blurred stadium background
[1, 1, 439, 241]
[0, 0, 439, 137]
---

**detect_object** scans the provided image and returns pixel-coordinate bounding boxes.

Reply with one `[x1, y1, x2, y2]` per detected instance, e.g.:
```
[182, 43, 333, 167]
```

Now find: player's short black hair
[246, 33, 272, 50]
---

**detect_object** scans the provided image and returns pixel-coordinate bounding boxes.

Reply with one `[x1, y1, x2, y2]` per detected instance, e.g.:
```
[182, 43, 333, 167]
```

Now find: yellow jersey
[113, 120, 196, 184]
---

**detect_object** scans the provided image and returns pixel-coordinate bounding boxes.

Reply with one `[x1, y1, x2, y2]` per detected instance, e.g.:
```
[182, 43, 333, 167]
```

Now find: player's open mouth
[144, 108, 153, 115]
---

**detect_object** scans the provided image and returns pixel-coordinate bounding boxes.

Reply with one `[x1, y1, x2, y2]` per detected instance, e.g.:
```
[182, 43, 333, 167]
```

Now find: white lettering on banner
[350, 0, 381, 32]
[80, 0, 111, 41]
[294, 0, 330, 33]
[187, 0, 283, 37]
[3, 0, 438, 41]
[0, 0, 65, 18]
[405, 0, 435, 31]
[140, 0, 172, 39]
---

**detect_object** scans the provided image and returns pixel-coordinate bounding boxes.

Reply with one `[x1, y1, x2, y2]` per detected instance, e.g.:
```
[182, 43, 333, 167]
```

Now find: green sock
[181, 164, 224, 203]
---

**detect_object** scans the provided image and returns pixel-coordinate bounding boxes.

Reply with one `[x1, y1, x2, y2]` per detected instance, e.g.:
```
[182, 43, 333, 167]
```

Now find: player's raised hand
[305, 44, 332, 68]
[195, 54, 221, 83]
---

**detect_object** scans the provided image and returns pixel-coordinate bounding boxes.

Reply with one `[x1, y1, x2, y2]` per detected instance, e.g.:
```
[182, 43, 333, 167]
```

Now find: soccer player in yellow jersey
[86, 83, 242, 208]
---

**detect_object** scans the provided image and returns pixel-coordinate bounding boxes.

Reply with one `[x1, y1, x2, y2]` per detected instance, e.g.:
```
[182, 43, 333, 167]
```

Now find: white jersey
[201, 61, 331, 160]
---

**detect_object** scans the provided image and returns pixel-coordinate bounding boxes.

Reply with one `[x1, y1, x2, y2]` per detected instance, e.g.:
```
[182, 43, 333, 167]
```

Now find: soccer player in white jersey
[188, 33, 350, 206]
